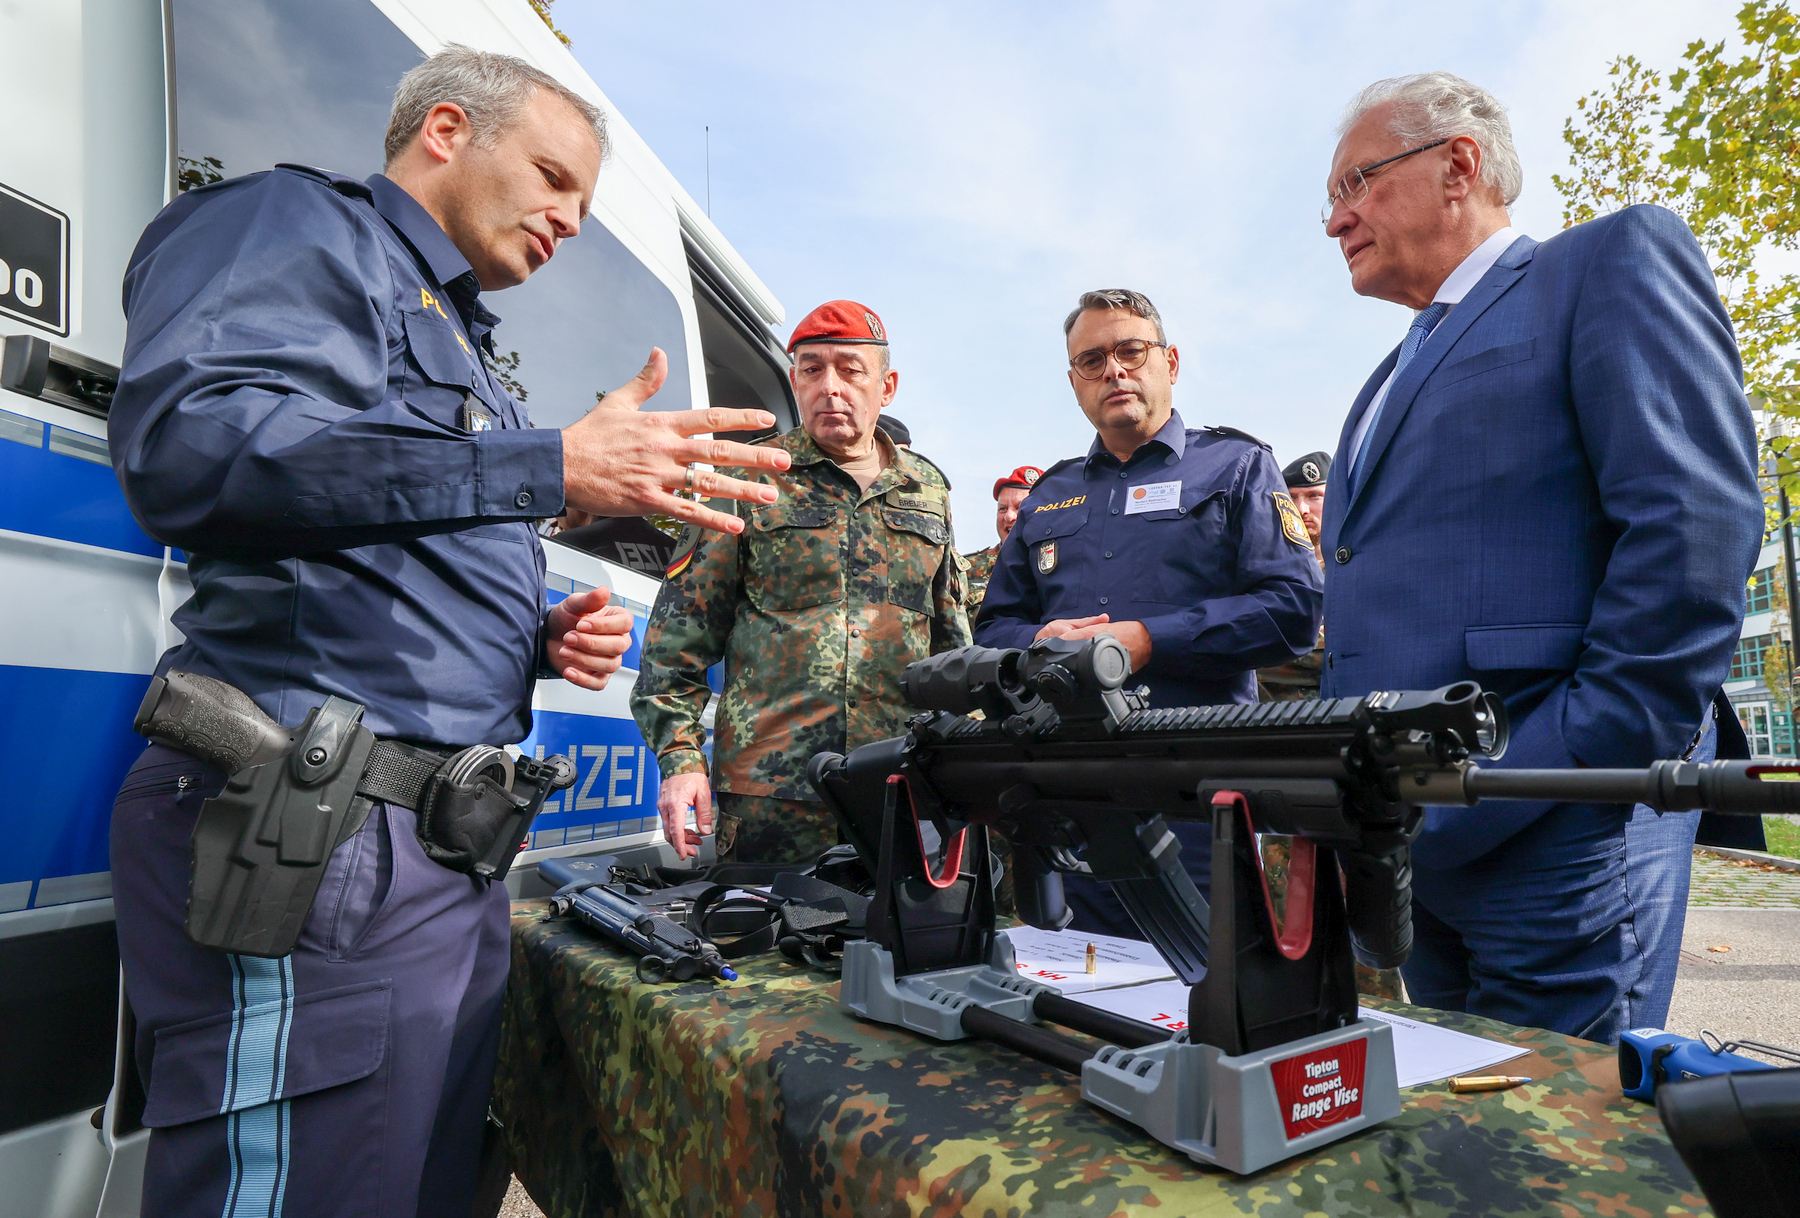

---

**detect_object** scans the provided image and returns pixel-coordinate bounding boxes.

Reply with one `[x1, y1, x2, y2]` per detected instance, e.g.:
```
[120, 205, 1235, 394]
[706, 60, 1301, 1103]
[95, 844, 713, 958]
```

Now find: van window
[169, 0, 693, 425]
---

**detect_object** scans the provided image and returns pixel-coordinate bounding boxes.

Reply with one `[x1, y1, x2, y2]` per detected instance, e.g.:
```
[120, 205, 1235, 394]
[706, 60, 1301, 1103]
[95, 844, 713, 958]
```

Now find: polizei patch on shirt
[1274, 491, 1313, 549]
[1124, 479, 1180, 515]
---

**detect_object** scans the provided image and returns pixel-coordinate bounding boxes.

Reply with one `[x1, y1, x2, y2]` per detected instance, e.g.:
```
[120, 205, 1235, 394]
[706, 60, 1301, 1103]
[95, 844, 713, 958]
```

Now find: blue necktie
[1349, 301, 1450, 485]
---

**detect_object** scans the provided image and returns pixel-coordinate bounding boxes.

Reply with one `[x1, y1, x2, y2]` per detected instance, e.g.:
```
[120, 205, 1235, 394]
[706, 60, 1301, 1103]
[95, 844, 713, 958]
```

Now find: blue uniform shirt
[974, 410, 1322, 707]
[112, 166, 566, 745]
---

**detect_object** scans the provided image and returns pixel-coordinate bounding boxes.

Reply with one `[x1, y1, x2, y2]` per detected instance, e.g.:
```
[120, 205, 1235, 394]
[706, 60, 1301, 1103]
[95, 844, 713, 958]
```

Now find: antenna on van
[705, 125, 712, 217]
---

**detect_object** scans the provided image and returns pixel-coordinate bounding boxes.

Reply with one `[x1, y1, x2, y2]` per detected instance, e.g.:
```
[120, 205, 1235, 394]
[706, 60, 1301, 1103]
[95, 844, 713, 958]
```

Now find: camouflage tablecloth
[494, 900, 1708, 1218]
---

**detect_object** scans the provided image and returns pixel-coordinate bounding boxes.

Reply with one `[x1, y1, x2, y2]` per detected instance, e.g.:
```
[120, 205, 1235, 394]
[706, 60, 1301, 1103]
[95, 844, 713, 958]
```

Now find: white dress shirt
[1345, 226, 1522, 469]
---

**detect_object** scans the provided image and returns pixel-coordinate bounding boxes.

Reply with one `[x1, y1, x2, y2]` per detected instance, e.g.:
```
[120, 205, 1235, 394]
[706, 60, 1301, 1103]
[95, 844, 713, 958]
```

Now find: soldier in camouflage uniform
[961, 465, 1042, 621]
[632, 300, 971, 864]
[1258, 450, 1331, 702]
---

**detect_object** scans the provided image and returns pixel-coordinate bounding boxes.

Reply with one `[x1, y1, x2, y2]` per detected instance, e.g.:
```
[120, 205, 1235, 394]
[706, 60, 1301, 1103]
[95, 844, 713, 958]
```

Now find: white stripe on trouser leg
[221, 955, 295, 1218]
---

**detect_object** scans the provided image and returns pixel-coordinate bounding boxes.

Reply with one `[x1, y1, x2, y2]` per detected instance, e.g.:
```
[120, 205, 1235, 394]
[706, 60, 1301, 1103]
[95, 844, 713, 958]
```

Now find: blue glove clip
[1618, 1028, 1783, 1101]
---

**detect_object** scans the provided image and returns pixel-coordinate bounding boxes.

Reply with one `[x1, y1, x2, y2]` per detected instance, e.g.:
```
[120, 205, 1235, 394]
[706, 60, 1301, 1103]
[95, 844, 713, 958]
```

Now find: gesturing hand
[545, 586, 634, 690]
[562, 348, 793, 535]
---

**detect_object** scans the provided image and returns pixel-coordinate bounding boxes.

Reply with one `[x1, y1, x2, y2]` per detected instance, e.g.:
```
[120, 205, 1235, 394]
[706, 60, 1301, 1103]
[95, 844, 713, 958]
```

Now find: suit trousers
[1403, 726, 1709, 1043]
[111, 744, 511, 1218]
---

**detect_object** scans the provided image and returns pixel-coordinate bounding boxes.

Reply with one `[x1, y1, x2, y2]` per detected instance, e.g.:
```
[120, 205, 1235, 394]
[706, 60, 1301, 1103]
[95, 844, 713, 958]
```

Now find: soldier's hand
[658, 772, 713, 860]
[1057, 620, 1154, 672]
[545, 586, 634, 690]
[562, 348, 792, 535]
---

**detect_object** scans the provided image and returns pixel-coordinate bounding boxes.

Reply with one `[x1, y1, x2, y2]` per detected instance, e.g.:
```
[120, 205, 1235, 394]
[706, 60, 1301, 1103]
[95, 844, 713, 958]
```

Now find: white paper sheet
[1064, 980, 1530, 1087]
[1355, 1006, 1530, 1088]
[1002, 927, 1176, 993]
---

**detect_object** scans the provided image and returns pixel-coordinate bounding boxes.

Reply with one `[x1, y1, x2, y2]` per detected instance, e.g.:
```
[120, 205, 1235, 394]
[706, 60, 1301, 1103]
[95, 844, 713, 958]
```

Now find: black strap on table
[356, 740, 454, 812]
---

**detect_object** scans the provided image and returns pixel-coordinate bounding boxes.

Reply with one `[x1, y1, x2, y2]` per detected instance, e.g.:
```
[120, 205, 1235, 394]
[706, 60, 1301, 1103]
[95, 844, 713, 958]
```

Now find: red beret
[993, 466, 1044, 500]
[787, 299, 888, 353]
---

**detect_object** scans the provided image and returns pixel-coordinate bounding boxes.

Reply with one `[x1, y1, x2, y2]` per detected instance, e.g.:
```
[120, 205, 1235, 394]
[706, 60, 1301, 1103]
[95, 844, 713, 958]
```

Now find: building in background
[1726, 447, 1799, 757]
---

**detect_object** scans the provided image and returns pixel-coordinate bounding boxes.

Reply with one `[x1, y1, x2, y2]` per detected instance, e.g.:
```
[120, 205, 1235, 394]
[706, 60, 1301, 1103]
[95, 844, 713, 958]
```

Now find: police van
[0, 1, 794, 1212]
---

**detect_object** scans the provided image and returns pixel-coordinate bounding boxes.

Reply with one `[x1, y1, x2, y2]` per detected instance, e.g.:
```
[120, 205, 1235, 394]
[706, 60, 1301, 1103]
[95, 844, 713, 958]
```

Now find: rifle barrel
[1466, 760, 1800, 814]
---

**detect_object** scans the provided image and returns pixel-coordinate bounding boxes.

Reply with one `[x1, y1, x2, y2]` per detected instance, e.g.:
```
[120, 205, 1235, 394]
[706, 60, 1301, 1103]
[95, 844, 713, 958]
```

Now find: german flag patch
[664, 525, 702, 580]
[1273, 491, 1313, 550]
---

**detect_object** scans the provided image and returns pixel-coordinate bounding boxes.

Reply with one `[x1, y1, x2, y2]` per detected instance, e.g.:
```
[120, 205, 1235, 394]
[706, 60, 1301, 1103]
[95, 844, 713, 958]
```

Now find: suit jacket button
[1334, 546, 1352, 564]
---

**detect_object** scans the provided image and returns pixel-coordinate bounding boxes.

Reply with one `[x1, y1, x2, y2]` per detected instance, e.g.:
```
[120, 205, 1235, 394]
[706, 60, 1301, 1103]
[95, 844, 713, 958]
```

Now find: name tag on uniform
[1124, 479, 1180, 515]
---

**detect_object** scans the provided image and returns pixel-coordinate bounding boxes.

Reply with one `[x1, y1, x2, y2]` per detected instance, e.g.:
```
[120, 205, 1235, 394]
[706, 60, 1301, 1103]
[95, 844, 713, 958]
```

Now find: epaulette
[904, 450, 952, 490]
[1201, 425, 1271, 450]
[274, 163, 374, 202]
[1037, 456, 1084, 481]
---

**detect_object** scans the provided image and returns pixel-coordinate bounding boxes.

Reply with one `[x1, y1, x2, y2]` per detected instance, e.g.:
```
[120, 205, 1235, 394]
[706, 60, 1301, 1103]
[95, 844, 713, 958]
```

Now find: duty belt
[133, 670, 576, 958]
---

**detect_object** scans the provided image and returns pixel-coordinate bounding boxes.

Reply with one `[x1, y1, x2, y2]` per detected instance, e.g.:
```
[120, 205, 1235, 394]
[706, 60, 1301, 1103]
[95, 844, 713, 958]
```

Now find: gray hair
[1337, 72, 1521, 207]
[384, 44, 608, 168]
[1063, 289, 1166, 343]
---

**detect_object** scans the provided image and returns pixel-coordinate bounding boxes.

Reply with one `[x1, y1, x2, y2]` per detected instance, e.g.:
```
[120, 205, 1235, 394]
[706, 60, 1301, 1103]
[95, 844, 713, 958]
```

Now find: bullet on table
[1448, 1075, 1532, 1093]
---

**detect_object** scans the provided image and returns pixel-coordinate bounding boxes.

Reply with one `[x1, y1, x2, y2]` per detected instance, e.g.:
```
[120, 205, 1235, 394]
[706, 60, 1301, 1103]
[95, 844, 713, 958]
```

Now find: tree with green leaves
[1555, 1, 1800, 463]
[1558, 3, 1800, 734]
[528, 0, 571, 46]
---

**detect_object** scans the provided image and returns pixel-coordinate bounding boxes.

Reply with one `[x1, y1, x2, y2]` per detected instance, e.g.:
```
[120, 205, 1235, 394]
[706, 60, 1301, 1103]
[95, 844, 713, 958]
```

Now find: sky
[560, 0, 1744, 543]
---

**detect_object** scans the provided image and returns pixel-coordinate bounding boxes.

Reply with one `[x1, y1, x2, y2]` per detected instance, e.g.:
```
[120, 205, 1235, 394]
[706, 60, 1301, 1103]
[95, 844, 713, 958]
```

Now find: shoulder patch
[1273, 491, 1313, 550]
[664, 524, 704, 580]
[1204, 425, 1271, 450]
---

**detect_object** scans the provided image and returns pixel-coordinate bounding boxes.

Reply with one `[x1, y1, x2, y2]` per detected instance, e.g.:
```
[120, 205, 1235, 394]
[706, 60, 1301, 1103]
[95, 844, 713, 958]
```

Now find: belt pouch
[414, 749, 575, 880]
[186, 697, 376, 958]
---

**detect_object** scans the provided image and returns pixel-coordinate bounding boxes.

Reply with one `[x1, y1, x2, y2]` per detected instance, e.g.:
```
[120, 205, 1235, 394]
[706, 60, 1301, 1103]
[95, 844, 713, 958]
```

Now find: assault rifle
[807, 637, 1800, 1175]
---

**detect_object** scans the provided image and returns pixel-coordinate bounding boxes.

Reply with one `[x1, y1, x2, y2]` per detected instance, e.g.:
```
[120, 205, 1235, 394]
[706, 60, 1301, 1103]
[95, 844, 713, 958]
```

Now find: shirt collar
[1432, 225, 1520, 306]
[366, 174, 486, 320]
[1085, 408, 1188, 470]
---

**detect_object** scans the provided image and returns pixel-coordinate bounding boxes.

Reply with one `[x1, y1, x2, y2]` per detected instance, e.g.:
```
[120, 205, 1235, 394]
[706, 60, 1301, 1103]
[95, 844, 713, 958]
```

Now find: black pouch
[414, 747, 575, 878]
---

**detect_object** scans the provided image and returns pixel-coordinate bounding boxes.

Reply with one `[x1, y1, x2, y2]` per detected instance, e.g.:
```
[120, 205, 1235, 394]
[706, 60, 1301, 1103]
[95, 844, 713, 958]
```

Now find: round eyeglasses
[1320, 139, 1448, 225]
[1069, 338, 1168, 381]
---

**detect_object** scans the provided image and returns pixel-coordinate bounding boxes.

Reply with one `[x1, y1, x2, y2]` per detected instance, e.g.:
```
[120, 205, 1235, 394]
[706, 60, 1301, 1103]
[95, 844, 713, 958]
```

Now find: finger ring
[685, 465, 696, 491]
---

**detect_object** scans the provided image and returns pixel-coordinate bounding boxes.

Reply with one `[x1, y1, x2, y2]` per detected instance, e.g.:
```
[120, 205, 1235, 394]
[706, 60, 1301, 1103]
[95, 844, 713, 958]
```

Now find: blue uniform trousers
[1404, 788, 1704, 1044]
[112, 745, 510, 1218]
[1062, 821, 1213, 943]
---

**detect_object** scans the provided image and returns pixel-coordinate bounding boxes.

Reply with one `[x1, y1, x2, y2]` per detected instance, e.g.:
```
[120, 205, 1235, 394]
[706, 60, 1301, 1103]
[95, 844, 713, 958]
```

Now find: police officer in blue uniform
[106, 48, 789, 1218]
[976, 289, 1323, 937]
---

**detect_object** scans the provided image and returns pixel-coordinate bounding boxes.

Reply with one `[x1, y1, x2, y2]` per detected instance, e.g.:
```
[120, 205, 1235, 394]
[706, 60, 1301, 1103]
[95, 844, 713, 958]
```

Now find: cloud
[565, 0, 1741, 538]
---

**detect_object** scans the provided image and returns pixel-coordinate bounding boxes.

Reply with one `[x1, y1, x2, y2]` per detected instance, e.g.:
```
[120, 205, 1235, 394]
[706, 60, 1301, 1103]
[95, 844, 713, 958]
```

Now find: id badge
[1124, 479, 1180, 515]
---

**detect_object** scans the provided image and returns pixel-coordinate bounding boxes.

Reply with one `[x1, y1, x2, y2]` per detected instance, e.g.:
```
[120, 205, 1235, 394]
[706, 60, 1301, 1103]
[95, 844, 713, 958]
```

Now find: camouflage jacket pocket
[746, 502, 841, 612]
[887, 579, 931, 615]
[881, 507, 949, 547]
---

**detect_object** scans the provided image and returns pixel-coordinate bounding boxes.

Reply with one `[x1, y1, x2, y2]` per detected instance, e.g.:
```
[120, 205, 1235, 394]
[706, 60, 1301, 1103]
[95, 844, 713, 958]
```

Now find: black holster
[135, 671, 574, 959]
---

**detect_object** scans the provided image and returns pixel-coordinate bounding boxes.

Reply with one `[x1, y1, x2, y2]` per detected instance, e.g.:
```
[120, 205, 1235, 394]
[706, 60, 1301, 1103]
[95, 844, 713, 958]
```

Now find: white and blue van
[0, 2, 793, 1212]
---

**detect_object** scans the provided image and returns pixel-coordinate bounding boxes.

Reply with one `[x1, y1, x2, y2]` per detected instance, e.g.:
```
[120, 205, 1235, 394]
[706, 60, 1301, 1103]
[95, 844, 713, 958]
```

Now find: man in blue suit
[1319, 72, 1761, 1042]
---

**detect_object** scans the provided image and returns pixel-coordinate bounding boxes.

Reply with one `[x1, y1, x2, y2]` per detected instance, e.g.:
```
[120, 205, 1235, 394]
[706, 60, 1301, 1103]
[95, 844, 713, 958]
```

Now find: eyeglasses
[1320, 139, 1448, 225]
[1069, 338, 1168, 380]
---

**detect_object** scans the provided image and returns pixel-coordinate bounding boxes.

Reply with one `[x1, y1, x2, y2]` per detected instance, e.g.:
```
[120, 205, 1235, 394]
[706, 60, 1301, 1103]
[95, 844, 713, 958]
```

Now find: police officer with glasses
[976, 288, 1323, 938]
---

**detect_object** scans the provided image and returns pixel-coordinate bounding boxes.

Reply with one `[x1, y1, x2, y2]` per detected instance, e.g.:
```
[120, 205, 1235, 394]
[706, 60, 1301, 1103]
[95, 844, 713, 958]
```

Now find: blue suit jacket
[1319, 205, 1761, 869]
